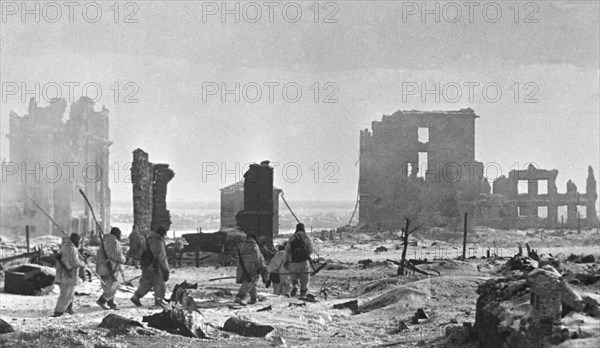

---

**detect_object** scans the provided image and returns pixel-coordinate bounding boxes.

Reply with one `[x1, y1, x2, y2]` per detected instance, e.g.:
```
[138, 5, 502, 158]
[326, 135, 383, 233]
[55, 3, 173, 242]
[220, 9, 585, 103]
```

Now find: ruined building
[359, 108, 598, 230]
[220, 180, 281, 235]
[234, 161, 278, 245]
[472, 164, 598, 229]
[130, 148, 175, 238]
[1, 97, 111, 236]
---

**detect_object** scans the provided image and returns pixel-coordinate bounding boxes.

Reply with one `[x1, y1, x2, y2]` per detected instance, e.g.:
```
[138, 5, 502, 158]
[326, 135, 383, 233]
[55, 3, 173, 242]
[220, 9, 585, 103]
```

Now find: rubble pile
[473, 268, 598, 347]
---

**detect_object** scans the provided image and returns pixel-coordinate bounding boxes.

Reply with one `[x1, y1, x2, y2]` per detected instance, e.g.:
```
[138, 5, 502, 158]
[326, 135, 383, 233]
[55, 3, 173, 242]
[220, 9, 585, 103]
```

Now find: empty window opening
[418, 152, 428, 179]
[538, 180, 548, 195]
[518, 206, 526, 217]
[577, 205, 587, 219]
[517, 180, 528, 194]
[418, 127, 429, 143]
[557, 205, 568, 223]
[537, 206, 548, 219]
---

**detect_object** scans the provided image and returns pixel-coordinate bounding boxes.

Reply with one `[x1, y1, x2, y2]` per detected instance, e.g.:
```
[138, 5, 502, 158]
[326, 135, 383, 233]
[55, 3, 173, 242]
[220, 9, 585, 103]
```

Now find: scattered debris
[374, 246, 388, 253]
[288, 302, 306, 307]
[143, 303, 211, 339]
[257, 305, 272, 312]
[444, 324, 473, 346]
[411, 308, 428, 324]
[0, 319, 15, 334]
[475, 263, 596, 347]
[4, 264, 55, 295]
[358, 259, 372, 268]
[389, 320, 409, 334]
[223, 316, 274, 337]
[271, 335, 287, 347]
[98, 314, 143, 335]
[567, 254, 596, 264]
[333, 300, 360, 314]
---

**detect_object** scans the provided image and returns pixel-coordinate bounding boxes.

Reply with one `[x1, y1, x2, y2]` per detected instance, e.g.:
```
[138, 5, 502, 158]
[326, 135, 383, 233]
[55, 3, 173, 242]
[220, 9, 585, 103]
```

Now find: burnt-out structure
[130, 148, 175, 238]
[235, 161, 278, 245]
[359, 108, 598, 230]
[359, 109, 483, 230]
[471, 165, 598, 229]
[1, 97, 111, 236]
[220, 180, 281, 235]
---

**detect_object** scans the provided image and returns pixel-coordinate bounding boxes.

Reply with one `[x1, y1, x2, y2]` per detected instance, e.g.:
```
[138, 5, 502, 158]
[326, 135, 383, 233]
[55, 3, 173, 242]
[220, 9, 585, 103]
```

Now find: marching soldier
[130, 226, 170, 307]
[96, 227, 126, 310]
[53, 233, 86, 317]
[285, 223, 314, 298]
[234, 234, 268, 305]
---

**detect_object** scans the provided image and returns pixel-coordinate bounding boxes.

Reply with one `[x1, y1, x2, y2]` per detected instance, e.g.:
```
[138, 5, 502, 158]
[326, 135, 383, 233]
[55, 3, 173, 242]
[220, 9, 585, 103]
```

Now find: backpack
[290, 235, 309, 262]
[139, 235, 155, 268]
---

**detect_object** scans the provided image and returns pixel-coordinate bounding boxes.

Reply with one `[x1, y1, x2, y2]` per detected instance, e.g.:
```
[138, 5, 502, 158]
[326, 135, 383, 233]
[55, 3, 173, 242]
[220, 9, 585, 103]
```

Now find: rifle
[26, 195, 103, 285]
[78, 189, 117, 282]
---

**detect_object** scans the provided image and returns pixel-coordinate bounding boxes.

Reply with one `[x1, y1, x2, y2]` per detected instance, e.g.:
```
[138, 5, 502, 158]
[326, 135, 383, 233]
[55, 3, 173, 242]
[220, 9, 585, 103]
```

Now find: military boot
[96, 296, 110, 310]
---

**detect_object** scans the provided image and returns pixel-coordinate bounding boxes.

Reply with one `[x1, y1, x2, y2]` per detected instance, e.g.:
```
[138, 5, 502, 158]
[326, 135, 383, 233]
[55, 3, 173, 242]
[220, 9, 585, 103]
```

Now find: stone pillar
[132, 149, 154, 237]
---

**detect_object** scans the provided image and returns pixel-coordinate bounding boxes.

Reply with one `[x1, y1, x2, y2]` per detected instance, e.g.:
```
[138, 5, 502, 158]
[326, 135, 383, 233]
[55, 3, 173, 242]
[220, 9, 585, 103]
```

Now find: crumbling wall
[131, 149, 174, 238]
[1, 97, 111, 237]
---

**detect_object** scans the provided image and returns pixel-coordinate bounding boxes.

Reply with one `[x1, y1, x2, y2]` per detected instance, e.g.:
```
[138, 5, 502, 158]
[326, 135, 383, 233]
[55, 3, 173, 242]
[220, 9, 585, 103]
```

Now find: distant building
[359, 108, 598, 230]
[2, 97, 111, 236]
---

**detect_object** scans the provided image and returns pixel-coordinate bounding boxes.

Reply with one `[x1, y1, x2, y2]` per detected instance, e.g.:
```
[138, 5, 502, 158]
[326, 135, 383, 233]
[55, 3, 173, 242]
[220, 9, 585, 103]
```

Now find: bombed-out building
[1, 97, 112, 236]
[358, 108, 598, 230]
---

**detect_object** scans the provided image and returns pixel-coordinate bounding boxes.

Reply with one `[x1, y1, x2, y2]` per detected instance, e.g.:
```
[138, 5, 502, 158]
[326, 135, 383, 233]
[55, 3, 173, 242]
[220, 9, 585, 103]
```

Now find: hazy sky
[1, 1, 598, 205]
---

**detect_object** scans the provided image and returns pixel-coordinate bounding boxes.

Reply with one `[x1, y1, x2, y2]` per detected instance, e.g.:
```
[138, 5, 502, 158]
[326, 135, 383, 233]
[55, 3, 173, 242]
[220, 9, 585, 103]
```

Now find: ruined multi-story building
[1, 97, 111, 236]
[359, 108, 483, 230]
[359, 108, 598, 230]
[130, 148, 175, 238]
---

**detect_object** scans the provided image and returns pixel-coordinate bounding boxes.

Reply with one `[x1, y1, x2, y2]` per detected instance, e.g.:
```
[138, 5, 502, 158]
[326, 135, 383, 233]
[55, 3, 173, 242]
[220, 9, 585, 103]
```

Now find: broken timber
[223, 316, 274, 337]
[386, 259, 437, 277]
[143, 282, 213, 338]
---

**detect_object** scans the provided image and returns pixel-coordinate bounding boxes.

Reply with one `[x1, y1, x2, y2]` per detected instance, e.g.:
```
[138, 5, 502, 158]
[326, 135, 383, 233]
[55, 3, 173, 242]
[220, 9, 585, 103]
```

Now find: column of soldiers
[51, 222, 313, 315]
